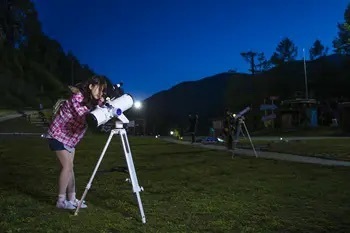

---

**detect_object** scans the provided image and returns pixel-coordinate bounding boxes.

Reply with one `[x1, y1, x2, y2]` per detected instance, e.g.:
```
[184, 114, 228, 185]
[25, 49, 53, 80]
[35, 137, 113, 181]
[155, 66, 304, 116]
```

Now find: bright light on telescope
[170, 131, 174, 135]
[134, 101, 142, 109]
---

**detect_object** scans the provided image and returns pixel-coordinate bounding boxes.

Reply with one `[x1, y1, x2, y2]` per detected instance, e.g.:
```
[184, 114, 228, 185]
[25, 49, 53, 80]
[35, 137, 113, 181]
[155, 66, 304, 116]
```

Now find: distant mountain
[134, 54, 350, 135]
[140, 72, 251, 135]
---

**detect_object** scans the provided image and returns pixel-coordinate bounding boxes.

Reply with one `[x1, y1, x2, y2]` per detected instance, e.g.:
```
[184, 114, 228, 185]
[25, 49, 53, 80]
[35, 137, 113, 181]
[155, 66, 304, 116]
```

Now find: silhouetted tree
[333, 3, 350, 55]
[0, 0, 21, 47]
[0, 0, 42, 47]
[309, 39, 328, 60]
[240, 51, 257, 75]
[227, 68, 238, 73]
[0, 0, 112, 108]
[270, 37, 298, 65]
[256, 52, 272, 73]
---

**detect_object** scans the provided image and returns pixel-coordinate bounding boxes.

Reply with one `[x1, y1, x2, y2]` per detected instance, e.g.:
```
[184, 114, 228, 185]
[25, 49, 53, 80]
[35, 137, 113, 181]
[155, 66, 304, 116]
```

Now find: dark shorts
[48, 138, 74, 153]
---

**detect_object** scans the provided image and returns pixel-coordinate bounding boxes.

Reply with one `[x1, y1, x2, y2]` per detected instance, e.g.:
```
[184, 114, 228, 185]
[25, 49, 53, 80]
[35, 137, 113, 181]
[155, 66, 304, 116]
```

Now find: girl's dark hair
[76, 75, 107, 109]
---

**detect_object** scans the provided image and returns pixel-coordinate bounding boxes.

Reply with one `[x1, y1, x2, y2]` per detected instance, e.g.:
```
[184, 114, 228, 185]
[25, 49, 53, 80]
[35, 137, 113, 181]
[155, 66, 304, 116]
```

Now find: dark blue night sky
[32, 0, 348, 101]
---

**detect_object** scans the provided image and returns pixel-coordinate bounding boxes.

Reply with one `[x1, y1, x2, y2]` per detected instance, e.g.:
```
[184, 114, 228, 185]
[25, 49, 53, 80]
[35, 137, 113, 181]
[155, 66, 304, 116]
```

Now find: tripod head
[225, 106, 250, 126]
[114, 120, 127, 129]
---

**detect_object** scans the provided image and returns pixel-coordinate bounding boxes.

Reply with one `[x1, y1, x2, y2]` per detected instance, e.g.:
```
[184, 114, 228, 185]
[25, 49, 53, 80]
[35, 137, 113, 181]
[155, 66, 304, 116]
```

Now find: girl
[47, 75, 107, 210]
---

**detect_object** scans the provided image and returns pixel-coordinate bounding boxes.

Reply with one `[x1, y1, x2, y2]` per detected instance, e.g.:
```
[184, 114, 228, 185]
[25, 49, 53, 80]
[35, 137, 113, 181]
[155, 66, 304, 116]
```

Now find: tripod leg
[120, 129, 146, 224]
[230, 131, 235, 159]
[74, 130, 115, 216]
[242, 122, 258, 158]
[241, 129, 246, 138]
[233, 123, 241, 149]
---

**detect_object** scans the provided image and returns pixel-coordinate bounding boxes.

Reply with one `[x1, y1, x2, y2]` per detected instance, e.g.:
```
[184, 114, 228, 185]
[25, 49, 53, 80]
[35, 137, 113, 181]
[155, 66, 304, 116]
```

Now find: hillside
[141, 54, 350, 135]
[0, 1, 103, 109]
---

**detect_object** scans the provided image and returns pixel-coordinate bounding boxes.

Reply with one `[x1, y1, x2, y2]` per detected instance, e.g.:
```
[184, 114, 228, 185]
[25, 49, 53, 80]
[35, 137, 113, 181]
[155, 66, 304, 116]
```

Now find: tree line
[239, 4, 350, 75]
[0, 0, 112, 108]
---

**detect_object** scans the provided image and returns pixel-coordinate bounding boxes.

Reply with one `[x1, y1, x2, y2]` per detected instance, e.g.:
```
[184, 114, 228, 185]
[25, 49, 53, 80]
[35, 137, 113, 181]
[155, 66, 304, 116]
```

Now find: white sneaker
[56, 200, 76, 210]
[69, 199, 87, 208]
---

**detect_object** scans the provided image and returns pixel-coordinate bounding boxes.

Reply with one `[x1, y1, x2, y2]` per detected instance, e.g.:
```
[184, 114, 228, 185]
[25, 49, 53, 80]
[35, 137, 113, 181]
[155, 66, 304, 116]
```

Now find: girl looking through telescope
[46, 75, 107, 210]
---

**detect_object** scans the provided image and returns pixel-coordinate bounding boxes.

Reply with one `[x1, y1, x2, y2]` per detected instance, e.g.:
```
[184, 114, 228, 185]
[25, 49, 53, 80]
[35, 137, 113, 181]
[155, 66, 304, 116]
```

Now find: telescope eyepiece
[86, 113, 98, 128]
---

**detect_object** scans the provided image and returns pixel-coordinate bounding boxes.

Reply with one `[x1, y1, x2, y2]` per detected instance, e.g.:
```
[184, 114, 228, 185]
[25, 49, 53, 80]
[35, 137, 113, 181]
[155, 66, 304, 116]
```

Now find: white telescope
[87, 93, 134, 127]
[235, 106, 250, 119]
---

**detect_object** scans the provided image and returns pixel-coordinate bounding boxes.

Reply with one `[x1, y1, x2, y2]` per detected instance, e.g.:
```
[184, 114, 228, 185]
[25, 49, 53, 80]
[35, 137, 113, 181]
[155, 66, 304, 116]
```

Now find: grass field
[251, 126, 344, 137]
[183, 134, 350, 161]
[0, 109, 16, 117]
[261, 139, 350, 161]
[233, 138, 350, 161]
[1, 118, 350, 232]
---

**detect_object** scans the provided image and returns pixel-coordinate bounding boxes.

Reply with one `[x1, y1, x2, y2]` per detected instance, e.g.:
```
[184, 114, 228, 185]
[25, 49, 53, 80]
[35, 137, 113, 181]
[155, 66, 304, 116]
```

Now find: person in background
[188, 113, 199, 143]
[223, 109, 234, 150]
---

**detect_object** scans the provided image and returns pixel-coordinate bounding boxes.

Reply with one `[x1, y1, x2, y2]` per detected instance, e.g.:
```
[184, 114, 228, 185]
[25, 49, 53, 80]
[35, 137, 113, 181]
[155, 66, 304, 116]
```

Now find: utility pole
[303, 48, 309, 99]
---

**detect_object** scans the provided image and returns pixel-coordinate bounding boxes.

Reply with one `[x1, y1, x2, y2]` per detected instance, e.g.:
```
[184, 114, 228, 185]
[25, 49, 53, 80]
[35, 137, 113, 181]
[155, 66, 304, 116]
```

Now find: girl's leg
[56, 150, 73, 203]
[67, 150, 76, 201]
[65, 150, 87, 208]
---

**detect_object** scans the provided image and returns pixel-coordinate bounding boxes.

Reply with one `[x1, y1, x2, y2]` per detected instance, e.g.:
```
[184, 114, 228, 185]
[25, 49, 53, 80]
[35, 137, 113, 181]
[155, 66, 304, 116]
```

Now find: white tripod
[232, 117, 258, 158]
[74, 121, 146, 224]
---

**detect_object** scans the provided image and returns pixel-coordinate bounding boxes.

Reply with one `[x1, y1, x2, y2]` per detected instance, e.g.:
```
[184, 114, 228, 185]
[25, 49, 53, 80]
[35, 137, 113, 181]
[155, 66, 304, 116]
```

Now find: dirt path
[163, 138, 350, 167]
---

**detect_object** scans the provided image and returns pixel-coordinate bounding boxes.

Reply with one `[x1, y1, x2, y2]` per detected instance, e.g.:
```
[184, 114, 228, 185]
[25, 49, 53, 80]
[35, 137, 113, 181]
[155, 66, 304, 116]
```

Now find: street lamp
[134, 101, 142, 109]
[303, 48, 309, 100]
[133, 100, 145, 135]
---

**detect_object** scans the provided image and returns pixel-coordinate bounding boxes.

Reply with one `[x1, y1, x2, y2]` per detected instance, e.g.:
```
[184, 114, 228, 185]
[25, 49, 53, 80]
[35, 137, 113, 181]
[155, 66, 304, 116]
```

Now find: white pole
[303, 48, 309, 100]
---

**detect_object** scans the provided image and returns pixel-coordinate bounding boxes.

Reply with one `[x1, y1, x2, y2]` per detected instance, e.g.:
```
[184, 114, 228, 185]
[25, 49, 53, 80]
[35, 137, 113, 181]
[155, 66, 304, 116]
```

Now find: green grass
[184, 134, 350, 161]
[1, 119, 350, 232]
[235, 138, 350, 161]
[251, 126, 344, 137]
[262, 139, 350, 161]
[0, 117, 44, 133]
[0, 109, 16, 117]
